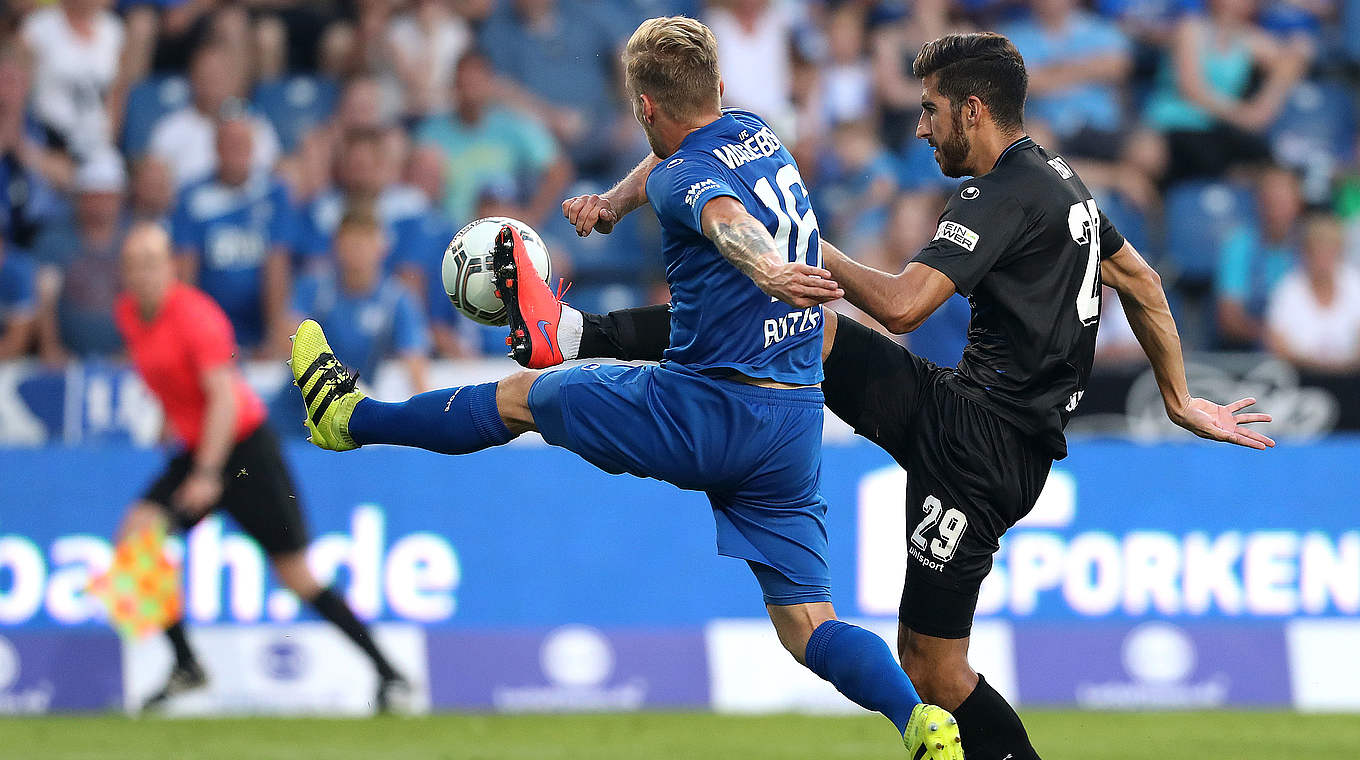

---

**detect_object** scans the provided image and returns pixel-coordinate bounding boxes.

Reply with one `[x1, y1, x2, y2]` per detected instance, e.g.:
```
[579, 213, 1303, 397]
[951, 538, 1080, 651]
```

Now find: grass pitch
[4, 711, 1358, 759]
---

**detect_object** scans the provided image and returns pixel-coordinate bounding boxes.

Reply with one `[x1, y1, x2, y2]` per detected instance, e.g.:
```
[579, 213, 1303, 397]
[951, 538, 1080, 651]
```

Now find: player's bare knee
[271, 552, 323, 600]
[496, 371, 540, 433]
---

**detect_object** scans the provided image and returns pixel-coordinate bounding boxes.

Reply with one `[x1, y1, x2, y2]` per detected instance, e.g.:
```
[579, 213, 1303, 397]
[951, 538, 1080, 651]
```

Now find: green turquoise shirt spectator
[417, 106, 560, 226]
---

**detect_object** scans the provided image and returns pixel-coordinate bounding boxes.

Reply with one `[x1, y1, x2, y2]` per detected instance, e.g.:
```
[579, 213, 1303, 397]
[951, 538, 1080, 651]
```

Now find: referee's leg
[227, 425, 409, 707]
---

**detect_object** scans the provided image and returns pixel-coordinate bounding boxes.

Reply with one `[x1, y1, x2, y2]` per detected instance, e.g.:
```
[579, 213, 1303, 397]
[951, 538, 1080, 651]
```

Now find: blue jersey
[646, 109, 823, 385]
[292, 272, 429, 380]
[171, 174, 297, 348]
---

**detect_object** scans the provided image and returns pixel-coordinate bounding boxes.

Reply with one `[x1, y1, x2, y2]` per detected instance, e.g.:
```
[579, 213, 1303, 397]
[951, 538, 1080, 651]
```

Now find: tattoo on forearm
[711, 218, 780, 279]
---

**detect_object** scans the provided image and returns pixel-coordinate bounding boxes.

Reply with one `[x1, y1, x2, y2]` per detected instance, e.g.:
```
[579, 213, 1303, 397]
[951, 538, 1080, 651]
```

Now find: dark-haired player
[547, 32, 1275, 760]
[112, 222, 411, 712]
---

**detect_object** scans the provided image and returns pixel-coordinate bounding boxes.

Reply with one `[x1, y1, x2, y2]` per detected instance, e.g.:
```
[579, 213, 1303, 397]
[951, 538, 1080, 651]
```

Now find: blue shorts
[528, 362, 832, 605]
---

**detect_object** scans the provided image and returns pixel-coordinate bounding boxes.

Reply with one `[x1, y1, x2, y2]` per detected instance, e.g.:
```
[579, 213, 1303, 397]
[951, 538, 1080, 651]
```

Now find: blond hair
[623, 16, 721, 121]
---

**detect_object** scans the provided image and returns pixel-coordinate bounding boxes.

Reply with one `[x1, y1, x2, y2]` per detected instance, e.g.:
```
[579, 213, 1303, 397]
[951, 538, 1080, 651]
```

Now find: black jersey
[913, 137, 1125, 459]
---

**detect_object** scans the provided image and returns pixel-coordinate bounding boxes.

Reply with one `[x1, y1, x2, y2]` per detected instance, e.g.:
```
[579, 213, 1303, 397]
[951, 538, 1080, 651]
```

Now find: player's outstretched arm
[562, 153, 660, 237]
[820, 239, 955, 334]
[1102, 242, 1275, 450]
[701, 196, 844, 308]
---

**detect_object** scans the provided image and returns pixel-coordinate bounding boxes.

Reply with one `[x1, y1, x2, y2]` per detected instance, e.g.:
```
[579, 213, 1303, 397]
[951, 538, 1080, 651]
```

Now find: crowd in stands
[1, 0, 1358, 386]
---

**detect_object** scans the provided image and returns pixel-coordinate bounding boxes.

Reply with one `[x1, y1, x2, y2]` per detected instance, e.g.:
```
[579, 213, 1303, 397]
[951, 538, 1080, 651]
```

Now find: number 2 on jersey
[1067, 199, 1102, 326]
[753, 164, 820, 267]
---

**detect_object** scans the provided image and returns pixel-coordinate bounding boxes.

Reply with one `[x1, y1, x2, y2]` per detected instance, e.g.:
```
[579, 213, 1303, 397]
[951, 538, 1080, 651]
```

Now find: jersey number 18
[753, 164, 820, 268]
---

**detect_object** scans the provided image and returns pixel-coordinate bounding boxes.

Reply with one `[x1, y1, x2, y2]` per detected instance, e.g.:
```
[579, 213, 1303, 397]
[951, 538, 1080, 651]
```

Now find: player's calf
[899, 630, 978, 710]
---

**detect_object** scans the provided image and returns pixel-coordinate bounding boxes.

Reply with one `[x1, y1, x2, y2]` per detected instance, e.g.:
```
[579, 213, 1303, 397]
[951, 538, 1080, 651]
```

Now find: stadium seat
[1162, 180, 1254, 287]
[120, 75, 190, 158]
[1347, 0, 1360, 62]
[252, 75, 341, 153]
[1093, 190, 1155, 263]
[1270, 79, 1355, 199]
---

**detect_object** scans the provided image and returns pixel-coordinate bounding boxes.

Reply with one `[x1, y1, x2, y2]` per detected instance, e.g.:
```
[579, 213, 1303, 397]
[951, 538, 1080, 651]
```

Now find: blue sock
[348, 382, 515, 454]
[805, 619, 921, 735]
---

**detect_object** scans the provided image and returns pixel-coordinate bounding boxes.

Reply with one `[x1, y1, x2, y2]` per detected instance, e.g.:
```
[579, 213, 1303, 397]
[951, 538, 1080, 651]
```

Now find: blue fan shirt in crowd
[292, 272, 429, 380]
[297, 185, 429, 263]
[390, 212, 459, 324]
[0, 249, 37, 322]
[1003, 11, 1131, 138]
[171, 173, 297, 349]
[646, 108, 824, 385]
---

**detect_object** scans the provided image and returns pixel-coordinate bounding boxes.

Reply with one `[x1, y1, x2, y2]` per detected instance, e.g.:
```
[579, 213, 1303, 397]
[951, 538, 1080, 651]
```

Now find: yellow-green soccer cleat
[289, 319, 365, 451]
[904, 703, 964, 760]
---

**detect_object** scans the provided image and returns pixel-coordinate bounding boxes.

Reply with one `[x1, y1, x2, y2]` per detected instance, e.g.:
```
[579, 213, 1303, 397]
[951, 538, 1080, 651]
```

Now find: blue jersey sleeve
[170, 189, 201, 254]
[268, 182, 299, 252]
[649, 154, 740, 234]
[291, 273, 321, 316]
[0, 254, 37, 317]
[392, 289, 431, 355]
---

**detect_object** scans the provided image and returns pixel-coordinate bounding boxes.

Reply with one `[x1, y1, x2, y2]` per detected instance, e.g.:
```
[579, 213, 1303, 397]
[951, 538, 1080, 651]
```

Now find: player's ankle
[557, 305, 584, 361]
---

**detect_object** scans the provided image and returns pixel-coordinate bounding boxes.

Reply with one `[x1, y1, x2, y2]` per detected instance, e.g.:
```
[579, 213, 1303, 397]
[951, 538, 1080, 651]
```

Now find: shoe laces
[554, 278, 573, 303]
[318, 355, 360, 394]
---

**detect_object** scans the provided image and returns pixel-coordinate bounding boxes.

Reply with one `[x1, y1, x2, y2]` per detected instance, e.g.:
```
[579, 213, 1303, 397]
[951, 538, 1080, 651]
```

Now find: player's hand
[758, 262, 845, 308]
[174, 470, 223, 518]
[562, 194, 618, 236]
[1169, 396, 1275, 450]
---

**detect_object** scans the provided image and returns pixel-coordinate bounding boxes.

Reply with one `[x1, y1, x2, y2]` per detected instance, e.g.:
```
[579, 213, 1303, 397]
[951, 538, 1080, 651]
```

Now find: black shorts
[143, 424, 309, 555]
[823, 316, 1052, 639]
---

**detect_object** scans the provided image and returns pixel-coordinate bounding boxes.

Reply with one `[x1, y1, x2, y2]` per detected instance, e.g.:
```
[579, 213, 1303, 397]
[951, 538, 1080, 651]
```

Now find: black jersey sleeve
[912, 191, 1027, 296]
[1097, 208, 1127, 259]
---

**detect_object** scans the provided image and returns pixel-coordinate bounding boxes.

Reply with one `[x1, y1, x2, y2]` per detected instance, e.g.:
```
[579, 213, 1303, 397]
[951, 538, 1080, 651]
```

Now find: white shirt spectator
[388, 4, 471, 114]
[1266, 266, 1360, 365]
[148, 107, 281, 189]
[1095, 285, 1143, 363]
[21, 6, 124, 159]
[706, 1, 798, 136]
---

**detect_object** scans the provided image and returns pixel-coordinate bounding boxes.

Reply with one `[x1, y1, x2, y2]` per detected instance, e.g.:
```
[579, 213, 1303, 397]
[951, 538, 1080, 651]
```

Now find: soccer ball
[441, 217, 553, 326]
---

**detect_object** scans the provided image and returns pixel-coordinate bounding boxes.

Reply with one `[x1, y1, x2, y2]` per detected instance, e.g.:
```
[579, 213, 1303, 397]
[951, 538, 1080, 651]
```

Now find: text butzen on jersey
[913, 138, 1125, 459]
[646, 109, 823, 385]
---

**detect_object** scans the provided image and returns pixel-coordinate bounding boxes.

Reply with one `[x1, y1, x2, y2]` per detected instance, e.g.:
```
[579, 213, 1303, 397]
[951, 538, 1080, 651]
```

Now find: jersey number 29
[1067, 199, 1102, 326]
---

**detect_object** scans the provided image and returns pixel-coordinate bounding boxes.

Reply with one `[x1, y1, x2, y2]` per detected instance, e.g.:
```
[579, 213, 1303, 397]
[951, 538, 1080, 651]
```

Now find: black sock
[580, 304, 672, 361]
[164, 619, 197, 669]
[952, 674, 1041, 760]
[310, 586, 399, 680]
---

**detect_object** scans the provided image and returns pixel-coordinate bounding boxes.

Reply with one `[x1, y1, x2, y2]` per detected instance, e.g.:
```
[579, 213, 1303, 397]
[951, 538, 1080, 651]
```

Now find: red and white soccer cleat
[492, 223, 569, 369]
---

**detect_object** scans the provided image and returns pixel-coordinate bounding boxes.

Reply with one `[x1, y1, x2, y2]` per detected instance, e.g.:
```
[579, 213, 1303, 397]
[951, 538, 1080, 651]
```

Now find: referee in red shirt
[113, 222, 410, 712]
